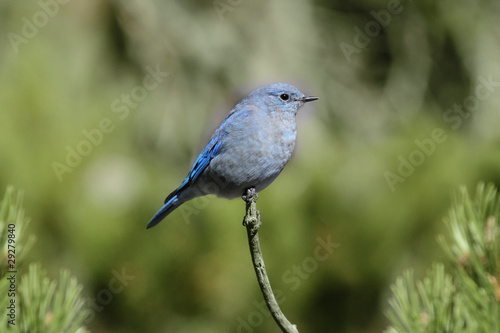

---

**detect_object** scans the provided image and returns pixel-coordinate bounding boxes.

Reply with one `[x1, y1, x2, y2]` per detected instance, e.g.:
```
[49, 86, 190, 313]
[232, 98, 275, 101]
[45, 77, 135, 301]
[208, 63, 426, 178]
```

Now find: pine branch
[0, 187, 89, 333]
[242, 188, 299, 333]
[19, 264, 89, 333]
[0, 186, 35, 275]
[386, 183, 500, 333]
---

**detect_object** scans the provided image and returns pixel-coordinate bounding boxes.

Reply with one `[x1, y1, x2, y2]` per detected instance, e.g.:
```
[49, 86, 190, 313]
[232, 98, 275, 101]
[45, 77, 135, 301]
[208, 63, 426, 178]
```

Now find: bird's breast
[197, 113, 297, 198]
[255, 115, 296, 170]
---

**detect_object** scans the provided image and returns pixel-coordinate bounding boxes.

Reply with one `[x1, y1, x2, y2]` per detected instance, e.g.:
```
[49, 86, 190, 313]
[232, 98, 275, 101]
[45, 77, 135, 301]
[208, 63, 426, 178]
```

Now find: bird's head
[246, 83, 318, 115]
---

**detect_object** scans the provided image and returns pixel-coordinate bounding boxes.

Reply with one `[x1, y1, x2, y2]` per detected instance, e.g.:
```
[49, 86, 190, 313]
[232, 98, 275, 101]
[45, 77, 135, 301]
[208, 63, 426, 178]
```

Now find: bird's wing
[163, 135, 222, 204]
[188, 136, 223, 183]
[163, 107, 253, 204]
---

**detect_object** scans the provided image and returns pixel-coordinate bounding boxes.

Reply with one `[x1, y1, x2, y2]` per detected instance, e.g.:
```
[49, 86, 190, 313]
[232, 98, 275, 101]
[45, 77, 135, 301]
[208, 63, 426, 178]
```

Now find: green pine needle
[386, 183, 500, 333]
[18, 264, 89, 333]
[0, 187, 88, 333]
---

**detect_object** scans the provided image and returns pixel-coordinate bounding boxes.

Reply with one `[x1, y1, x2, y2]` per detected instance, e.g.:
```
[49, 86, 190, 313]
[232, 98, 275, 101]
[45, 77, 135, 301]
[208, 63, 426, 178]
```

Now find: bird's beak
[303, 96, 318, 103]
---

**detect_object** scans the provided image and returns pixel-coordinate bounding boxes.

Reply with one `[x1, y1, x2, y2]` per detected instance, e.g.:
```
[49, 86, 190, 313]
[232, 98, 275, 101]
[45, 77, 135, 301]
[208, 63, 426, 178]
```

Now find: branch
[242, 188, 299, 333]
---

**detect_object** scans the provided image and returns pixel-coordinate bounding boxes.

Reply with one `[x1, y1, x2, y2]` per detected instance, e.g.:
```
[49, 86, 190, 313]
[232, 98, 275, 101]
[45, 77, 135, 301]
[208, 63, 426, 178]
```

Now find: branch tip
[242, 187, 299, 333]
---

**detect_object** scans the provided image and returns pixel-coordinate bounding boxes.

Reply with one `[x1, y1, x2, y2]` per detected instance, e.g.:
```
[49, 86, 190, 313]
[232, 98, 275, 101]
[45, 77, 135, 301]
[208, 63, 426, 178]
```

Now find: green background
[1, 0, 499, 332]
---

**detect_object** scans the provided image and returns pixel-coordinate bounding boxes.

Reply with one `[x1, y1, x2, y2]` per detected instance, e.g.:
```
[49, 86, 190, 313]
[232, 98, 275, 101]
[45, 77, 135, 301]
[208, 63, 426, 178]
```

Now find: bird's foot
[242, 187, 258, 202]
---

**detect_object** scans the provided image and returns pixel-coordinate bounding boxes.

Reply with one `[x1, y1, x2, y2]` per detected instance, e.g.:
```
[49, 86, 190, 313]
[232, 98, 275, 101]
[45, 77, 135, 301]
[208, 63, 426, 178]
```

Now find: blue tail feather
[146, 195, 180, 229]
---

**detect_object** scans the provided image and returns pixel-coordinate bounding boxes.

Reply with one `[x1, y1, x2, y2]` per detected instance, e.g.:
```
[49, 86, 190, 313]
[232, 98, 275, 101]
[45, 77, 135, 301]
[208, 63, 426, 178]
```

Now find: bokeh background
[1, 0, 500, 332]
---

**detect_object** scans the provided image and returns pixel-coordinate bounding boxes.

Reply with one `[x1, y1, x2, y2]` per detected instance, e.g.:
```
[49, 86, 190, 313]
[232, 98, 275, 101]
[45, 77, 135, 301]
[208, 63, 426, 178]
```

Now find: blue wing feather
[149, 136, 223, 228]
[163, 134, 222, 204]
[149, 107, 252, 229]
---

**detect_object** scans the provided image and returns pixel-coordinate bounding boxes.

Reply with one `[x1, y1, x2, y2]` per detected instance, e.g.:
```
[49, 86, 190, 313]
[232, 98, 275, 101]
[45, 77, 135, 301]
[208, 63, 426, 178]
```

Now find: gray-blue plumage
[147, 83, 318, 229]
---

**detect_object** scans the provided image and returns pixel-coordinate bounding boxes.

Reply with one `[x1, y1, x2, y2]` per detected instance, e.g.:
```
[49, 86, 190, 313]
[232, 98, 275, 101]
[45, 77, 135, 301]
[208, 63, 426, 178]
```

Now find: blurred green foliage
[0, 0, 499, 332]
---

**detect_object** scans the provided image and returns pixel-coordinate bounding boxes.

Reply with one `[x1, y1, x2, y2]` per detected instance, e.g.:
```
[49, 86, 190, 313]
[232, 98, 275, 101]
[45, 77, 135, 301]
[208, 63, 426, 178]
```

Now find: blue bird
[147, 83, 318, 229]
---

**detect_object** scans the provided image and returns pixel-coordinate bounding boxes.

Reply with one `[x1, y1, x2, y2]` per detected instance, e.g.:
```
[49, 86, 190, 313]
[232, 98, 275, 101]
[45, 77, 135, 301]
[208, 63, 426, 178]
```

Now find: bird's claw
[242, 188, 258, 202]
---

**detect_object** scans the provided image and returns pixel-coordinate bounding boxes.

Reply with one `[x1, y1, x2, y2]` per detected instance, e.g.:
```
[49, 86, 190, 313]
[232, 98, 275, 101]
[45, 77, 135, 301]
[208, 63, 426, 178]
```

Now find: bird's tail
[146, 194, 181, 229]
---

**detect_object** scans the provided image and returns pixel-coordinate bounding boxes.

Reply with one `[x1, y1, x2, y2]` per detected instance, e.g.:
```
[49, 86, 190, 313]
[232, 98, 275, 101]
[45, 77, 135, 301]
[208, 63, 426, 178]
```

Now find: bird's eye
[279, 93, 290, 101]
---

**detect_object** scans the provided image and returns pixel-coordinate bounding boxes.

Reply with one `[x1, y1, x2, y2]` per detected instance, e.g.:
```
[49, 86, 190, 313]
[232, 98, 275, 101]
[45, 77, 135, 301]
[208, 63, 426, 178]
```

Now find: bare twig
[242, 188, 299, 333]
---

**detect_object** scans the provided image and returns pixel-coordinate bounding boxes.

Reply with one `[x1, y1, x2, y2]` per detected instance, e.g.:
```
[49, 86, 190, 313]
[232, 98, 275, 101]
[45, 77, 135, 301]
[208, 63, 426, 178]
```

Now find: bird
[147, 83, 318, 229]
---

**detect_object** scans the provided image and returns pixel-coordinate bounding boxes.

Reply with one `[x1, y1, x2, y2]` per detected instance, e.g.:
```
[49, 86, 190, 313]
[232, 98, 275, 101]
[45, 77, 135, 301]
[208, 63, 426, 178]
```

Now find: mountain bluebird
[147, 83, 318, 229]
